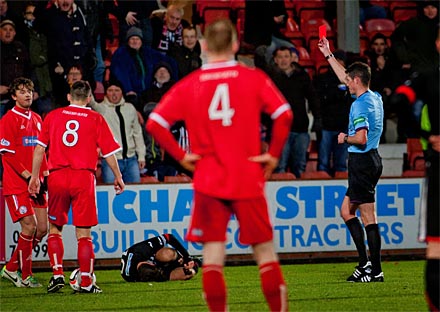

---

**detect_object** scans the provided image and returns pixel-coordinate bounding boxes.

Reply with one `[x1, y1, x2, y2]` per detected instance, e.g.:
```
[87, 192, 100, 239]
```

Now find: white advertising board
[3, 178, 425, 261]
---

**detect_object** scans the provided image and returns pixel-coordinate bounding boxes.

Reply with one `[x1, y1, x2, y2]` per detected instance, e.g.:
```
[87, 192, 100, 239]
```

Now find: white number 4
[208, 83, 235, 126]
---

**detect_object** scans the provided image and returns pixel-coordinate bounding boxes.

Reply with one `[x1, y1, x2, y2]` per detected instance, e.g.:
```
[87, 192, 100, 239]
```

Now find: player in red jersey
[0, 77, 48, 288]
[146, 19, 292, 312]
[28, 80, 125, 294]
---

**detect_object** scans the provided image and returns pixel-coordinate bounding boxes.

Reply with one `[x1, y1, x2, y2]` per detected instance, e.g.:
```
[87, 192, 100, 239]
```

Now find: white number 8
[208, 83, 235, 126]
[62, 120, 79, 147]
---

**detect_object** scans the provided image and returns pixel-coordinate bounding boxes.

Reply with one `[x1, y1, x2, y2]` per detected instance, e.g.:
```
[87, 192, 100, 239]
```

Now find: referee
[318, 37, 384, 283]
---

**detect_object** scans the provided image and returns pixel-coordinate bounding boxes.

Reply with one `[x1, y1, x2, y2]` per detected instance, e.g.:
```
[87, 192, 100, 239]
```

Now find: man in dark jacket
[110, 26, 178, 112]
[314, 50, 353, 176]
[267, 46, 321, 178]
[35, 0, 96, 106]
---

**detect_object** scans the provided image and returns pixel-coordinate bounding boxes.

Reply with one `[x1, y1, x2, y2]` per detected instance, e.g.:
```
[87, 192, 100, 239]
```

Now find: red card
[319, 24, 326, 39]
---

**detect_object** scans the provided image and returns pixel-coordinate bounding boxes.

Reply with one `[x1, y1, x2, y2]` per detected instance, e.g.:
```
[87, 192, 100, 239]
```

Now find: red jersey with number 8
[149, 61, 290, 199]
[37, 105, 121, 171]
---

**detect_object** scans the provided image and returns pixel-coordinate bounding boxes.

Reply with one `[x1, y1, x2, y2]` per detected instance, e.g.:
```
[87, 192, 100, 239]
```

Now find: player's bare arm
[104, 154, 125, 195]
[28, 144, 45, 196]
[318, 37, 347, 84]
[179, 153, 201, 172]
[248, 153, 279, 180]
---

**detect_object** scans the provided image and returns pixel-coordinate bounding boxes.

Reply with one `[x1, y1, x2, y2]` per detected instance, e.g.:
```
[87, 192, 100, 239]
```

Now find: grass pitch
[0, 260, 426, 311]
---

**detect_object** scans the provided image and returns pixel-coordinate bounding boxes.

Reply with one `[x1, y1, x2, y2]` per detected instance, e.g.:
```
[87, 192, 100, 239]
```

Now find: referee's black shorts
[347, 149, 383, 204]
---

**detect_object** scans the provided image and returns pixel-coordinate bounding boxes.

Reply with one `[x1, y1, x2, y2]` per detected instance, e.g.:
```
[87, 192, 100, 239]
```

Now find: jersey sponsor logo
[0, 138, 10, 146]
[190, 228, 203, 237]
[19, 206, 27, 215]
[200, 70, 239, 82]
[22, 136, 38, 146]
[20, 125, 26, 129]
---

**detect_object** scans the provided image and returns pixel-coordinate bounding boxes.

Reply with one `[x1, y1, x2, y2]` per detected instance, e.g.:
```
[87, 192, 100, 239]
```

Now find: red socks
[6, 233, 33, 279]
[47, 233, 64, 276]
[202, 264, 227, 312]
[259, 262, 288, 312]
[78, 237, 94, 287]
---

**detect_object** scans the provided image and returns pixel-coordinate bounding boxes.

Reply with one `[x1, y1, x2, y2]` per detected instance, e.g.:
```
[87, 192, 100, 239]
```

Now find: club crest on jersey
[0, 138, 10, 146]
[22, 136, 38, 146]
[19, 206, 27, 215]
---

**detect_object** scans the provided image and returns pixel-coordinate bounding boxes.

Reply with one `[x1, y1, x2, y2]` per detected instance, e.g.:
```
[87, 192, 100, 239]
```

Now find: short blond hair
[204, 19, 237, 54]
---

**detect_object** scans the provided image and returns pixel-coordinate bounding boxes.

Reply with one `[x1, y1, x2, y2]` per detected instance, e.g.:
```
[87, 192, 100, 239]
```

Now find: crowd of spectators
[1, 0, 438, 182]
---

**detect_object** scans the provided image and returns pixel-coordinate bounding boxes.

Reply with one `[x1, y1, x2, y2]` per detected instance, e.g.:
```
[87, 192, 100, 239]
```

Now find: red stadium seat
[294, 1, 326, 23]
[403, 138, 425, 171]
[334, 171, 348, 179]
[389, 1, 417, 24]
[364, 18, 396, 39]
[283, 17, 306, 47]
[300, 171, 332, 180]
[296, 46, 310, 60]
[164, 175, 192, 183]
[270, 172, 296, 181]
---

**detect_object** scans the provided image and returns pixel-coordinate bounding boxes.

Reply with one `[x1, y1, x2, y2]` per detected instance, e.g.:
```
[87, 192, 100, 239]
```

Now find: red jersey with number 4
[149, 60, 291, 199]
[37, 105, 121, 171]
[0, 107, 48, 195]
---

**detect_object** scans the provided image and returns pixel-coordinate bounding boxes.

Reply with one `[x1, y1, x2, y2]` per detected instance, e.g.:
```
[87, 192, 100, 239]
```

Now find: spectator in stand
[89, 80, 146, 184]
[168, 25, 202, 79]
[359, 0, 387, 26]
[243, 0, 295, 62]
[0, 19, 34, 116]
[391, 0, 439, 75]
[77, 0, 117, 84]
[141, 61, 190, 182]
[150, 4, 190, 55]
[0, 0, 25, 42]
[35, 0, 97, 108]
[110, 26, 178, 113]
[21, 2, 53, 117]
[265, 46, 321, 178]
[390, 1, 438, 142]
[114, 0, 162, 48]
[314, 50, 353, 176]
[365, 33, 404, 143]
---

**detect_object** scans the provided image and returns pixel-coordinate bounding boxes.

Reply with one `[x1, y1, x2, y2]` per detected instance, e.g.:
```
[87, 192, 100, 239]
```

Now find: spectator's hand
[54, 62, 64, 75]
[248, 153, 279, 180]
[0, 85, 9, 95]
[179, 153, 201, 172]
[402, 64, 411, 70]
[273, 15, 284, 24]
[318, 38, 331, 57]
[125, 12, 138, 26]
[136, 111, 144, 125]
[138, 160, 146, 169]
[429, 135, 440, 152]
[383, 87, 392, 96]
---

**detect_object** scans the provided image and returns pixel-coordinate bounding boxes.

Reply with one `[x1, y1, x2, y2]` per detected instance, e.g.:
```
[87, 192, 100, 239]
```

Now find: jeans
[318, 130, 348, 175]
[101, 156, 140, 184]
[93, 35, 106, 83]
[277, 131, 310, 178]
